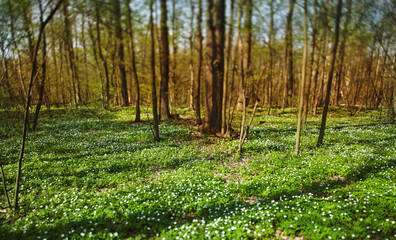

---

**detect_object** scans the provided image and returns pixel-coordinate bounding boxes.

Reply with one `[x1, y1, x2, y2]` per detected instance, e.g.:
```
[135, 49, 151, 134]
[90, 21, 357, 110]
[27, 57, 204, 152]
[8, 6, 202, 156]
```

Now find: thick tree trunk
[203, 0, 225, 134]
[317, 0, 343, 147]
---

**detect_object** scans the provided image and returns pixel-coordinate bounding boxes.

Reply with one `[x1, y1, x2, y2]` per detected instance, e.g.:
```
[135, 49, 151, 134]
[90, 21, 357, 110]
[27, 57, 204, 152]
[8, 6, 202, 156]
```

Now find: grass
[0, 106, 395, 239]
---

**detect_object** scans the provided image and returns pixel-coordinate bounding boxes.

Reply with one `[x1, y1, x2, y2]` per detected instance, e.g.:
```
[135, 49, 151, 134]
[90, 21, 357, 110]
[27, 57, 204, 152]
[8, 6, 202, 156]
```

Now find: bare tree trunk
[302, 0, 318, 123]
[267, 0, 275, 114]
[113, 0, 128, 106]
[94, 1, 110, 109]
[317, 0, 343, 147]
[14, 0, 63, 211]
[189, 0, 195, 110]
[126, 0, 141, 121]
[159, 0, 171, 119]
[335, 0, 352, 106]
[203, 0, 225, 134]
[222, 0, 235, 135]
[63, 0, 80, 108]
[32, 1, 47, 131]
[282, 0, 295, 109]
[150, 0, 160, 142]
[295, 0, 308, 155]
[195, 0, 203, 125]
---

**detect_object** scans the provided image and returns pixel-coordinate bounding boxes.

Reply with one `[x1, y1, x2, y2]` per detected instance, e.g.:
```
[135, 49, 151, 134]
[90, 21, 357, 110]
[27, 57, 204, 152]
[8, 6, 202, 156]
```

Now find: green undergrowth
[0, 106, 395, 239]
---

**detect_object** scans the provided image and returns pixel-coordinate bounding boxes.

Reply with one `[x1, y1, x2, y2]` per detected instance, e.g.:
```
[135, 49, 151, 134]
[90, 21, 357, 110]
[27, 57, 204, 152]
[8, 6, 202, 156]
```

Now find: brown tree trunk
[282, 0, 295, 109]
[32, 2, 47, 131]
[159, 0, 171, 119]
[113, 0, 128, 106]
[317, 0, 343, 147]
[302, 0, 318, 123]
[295, 0, 308, 155]
[14, 0, 63, 211]
[203, 0, 225, 134]
[150, 0, 160, 142]
[222, 0, 235, 135]
[126, 0, 141, 121]
[94, 1, 110, 109]
[189, 0, 195, 110]
[195, 0, 203, 125]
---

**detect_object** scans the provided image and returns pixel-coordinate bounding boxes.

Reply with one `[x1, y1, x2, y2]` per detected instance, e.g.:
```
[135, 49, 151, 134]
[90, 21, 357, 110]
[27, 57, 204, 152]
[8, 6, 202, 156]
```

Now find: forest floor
[0, 106, 395, 239]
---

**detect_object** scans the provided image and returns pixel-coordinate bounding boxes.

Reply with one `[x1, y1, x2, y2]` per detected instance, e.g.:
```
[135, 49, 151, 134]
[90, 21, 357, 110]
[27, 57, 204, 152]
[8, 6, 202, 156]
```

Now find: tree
[14, 0, 63, 211]
[203, 0, 226, 134]
[159, 0, 171, 119]
[317, 0, 343, 146]
[126, 0, 141, 121]
[194, 0, 203, 125]
[150, 0, 160, 142]
[113, 0, 128, 106]
[282, 0, 295, 109]
[295, 0, 308, 155]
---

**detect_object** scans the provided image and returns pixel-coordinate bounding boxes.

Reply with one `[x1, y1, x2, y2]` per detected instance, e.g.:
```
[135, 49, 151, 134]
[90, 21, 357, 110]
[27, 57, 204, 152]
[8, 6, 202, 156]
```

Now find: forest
[0, 0, 395, 239]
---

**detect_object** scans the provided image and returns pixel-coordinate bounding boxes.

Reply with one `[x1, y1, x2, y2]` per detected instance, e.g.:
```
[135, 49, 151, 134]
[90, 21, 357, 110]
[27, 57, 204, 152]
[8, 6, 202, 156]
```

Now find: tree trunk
[14, 0, 63, 211]
[94, 1, 110, 109]
[126, 0, 141, 121]
[302, 0, 318, 123]
[32, 2, 47, 131]
[150, 0, 160, 142]
[159, 0, 171, 119]
[295, 0, 308, 155]
[282, 0, 295, 109]
[203, 0, 225, 134]
[113, 0, 128, 106]
[195, 0, 203, 125]
[317, 0, 343, 147]
[221, 0, 235, 135]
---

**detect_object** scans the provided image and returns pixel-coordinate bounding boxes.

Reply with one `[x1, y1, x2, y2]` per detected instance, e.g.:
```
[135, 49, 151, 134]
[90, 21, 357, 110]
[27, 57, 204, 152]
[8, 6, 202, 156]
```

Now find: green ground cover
[0, 107, 395, 239]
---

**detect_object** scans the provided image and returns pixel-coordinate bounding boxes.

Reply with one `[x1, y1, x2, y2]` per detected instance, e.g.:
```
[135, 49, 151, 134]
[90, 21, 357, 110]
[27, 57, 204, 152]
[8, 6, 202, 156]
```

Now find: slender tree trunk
[159, 0, 171, 119]
[170, 0, 178, 112]
[32, 2, 47, 131]
[282, 0, 295, 109]
[295, 0, 308, 155]
[14, 0, 63, 211]
[267, 0, 275, 114]
[94, 1, 110, 109]
[150, 0, 160, 142]
[317, 0, 343, 147]
[335, 0, 352, 106]
[222, 0, 235, 135]
[203, 0, 226, 134]
[195, 0, 203, 125]
[126, 0, 141, 121]
[302, 0, 318, 123]
[189, 0, 195, 110]
[113, 0, 128, 106]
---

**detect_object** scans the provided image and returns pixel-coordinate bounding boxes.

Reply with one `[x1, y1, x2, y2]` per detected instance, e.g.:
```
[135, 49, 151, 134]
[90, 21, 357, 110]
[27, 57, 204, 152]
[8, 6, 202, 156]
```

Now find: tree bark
[195, 0, 203, 125]
[282, 0, 295, 109]
[113, 0, 129, 106]
[203, 0, 225, 134]
[126, 0, 141, 121]
[317, 0, 343, 147]
[14, 0, 63, 211]
[159, 0, 171, 119]
[150, 0, 160, 142]
[295, 0, 308, 155]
